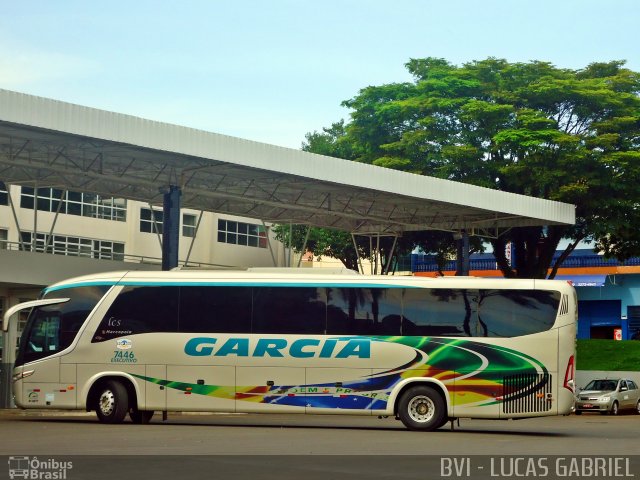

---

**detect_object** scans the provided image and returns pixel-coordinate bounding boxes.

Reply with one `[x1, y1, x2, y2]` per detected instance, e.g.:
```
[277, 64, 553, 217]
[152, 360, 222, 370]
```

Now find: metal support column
[43, 189, 67, 252]
[455, 229, 470, 276]
[183, 210, 204, 267]
[162, 185, 181, 271]
[7, 184, 26, 251]
[262, 221, 278, 267]
[383, 235, 399, 275]
[296, 225, 311, 268]
[351, 234, 364, 274]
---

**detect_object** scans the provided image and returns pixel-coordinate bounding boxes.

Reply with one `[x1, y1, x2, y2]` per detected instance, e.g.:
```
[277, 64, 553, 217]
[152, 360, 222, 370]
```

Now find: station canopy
[0, 89, 575, 235]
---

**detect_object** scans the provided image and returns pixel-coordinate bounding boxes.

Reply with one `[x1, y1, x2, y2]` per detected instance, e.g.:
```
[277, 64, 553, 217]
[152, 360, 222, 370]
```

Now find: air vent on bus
[502, 374, 553, 414]
[558, 295, 569, 316]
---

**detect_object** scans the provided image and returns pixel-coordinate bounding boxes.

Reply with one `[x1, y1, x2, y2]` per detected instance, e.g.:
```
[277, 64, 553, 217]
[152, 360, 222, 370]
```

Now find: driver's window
[26, 314, 60, 354]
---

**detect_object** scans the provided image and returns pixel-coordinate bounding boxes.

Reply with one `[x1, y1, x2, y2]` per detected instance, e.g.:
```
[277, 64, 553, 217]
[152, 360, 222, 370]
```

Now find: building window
[217, 219, 267, 248]
[140, 208, 164, 234]
[0, 228, 7, 250]
[182, 214, 197, 237]
[19, 187, 126, 221]
[0, 182, 7, 206]
[20, 231, 125, 261]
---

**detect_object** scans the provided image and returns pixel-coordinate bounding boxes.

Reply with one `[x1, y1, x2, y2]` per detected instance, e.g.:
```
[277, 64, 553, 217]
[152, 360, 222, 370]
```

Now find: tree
[297, 58, 640, 278]
[273, 216, 483, 274]
[292, 120, 485, 273]
[272, 224, 362, 272]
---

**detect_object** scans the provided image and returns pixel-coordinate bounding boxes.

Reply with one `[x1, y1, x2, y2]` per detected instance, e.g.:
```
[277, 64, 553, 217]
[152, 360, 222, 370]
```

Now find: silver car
[574, 378, 640, 415]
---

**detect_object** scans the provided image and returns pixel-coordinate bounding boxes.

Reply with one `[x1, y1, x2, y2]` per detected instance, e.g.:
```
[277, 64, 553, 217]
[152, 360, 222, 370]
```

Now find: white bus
[3, 269, 576, 431]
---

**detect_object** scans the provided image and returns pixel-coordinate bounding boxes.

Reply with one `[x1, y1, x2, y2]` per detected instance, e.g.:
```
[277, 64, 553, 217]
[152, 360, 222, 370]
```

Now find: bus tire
[129, 409, 154, 424]
[436, 416, 451, 430]
[397, 385, 446, 431]
[95, 380, 129, 424]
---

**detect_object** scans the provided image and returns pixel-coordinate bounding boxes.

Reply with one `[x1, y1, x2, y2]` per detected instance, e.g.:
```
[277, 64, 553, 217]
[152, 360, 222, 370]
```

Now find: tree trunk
[492, 226, 567, 279]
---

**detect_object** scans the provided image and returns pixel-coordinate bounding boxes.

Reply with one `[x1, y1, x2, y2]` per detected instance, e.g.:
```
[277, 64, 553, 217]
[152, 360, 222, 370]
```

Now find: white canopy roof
[0, 89, 574, 234]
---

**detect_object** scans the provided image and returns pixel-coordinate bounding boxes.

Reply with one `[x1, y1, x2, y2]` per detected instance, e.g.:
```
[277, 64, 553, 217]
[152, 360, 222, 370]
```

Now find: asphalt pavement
[1, 410, 638, 480]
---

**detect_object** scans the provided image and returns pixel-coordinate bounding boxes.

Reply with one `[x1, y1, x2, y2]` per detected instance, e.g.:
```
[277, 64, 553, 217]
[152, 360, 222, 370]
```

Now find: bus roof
[43, 269, 575, 294]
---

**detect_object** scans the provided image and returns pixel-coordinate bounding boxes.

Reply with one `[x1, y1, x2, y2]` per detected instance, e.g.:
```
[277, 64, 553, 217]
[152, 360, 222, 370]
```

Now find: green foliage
[272, 224, 362, 271]
[292, 57, 640, 278]
[302, 120, 359, 160]
[271, 223, 473, 273]
[577, 340, 640, 372]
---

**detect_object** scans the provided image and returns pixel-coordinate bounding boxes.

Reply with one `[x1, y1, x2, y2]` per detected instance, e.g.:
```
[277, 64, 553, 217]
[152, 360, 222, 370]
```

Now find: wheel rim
[407, 395, 435, 423]
[612, 403, 618, 415]
[99, 389, 116, 416]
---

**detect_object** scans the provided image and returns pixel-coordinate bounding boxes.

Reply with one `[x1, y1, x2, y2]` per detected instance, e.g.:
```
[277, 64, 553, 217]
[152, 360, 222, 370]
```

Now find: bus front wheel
[95, 380, 129, 424]
[397, 385, 446, 431]
[129, 408, 154, 424]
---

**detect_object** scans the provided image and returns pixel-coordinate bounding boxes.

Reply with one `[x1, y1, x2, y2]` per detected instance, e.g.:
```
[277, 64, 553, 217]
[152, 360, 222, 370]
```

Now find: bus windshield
[16, 285, 110, 366]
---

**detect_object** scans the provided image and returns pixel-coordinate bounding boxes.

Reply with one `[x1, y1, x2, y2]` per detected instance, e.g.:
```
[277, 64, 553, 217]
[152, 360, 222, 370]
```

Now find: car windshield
[584, 380, 617, 391]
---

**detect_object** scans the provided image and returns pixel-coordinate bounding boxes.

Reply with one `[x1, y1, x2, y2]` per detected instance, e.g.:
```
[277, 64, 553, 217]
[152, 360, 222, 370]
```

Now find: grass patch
[576, 339, 640, 371]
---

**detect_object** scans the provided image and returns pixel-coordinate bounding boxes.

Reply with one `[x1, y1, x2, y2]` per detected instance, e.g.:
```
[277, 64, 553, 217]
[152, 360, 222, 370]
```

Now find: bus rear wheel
[95, 380, 129, 424]
[397, 385, 446, 431]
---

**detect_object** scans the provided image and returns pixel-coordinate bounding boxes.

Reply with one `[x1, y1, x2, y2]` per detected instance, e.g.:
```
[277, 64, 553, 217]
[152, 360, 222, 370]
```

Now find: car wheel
[574, 410, 582, 415]
[129, 409, 154, 424]
[95, 380, 129, 424]
[397, 385, 446, 431]
[610, 401, 619, 416]
[636, 400, 640, 415]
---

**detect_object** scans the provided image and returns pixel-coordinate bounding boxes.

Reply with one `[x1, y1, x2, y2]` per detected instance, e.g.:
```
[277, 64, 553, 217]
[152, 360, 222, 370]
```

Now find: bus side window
[92, 286, 179, 342]
[252, 287, 326, 334]
[371, 288, 402, 336]
[402, 289, 477, 337]
[477, 290, 559, 337]
[179, 286, 252, 333]
[326, 288, 402, 336]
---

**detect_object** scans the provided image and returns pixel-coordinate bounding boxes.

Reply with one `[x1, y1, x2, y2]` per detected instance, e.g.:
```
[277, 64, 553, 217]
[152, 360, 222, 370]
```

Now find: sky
[1, 0, 638, 149]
